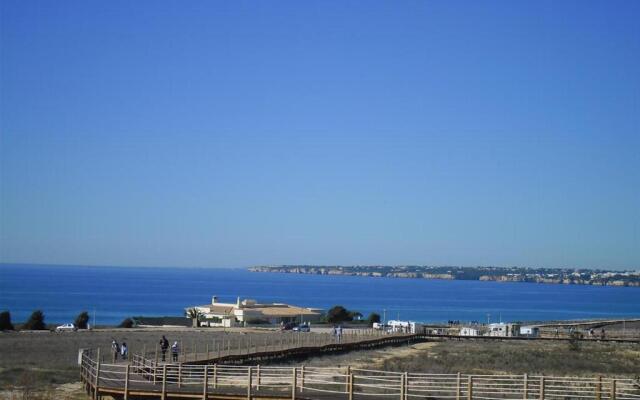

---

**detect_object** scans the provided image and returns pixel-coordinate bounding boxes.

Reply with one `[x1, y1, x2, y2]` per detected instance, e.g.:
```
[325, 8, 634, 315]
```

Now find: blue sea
[1, 264, 639, 326]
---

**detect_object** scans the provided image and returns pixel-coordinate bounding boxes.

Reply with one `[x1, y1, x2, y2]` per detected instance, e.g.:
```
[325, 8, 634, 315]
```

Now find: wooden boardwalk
[79, 333, 640, 400]
[130, 331, 640, 367]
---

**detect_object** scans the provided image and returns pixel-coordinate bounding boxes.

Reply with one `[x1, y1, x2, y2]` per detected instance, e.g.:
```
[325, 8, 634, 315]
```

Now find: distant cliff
[249, 265, 640, 287]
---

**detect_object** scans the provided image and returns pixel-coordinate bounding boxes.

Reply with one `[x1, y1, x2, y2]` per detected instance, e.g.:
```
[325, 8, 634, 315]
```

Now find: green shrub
[23, 310, 46, 330]
[326, 305, 361, 323]
[118, 318, 134, 328]
[0, 310, 14, 330]
[74, 311, 90, 329]
[367, 312, 381, 324]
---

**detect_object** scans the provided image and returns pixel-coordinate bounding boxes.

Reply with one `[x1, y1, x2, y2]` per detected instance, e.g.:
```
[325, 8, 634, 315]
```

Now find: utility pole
[487, 313, 490, 326]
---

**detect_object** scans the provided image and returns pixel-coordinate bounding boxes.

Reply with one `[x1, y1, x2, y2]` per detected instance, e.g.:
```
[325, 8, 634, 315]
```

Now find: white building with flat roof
[488, 323, 520, 337]
[459, 326, 480, 336]
[187, 296, 322, 327]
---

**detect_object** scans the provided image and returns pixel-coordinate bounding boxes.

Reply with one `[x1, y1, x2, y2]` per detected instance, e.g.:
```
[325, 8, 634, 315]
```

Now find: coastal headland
[250, 265, 640, 287]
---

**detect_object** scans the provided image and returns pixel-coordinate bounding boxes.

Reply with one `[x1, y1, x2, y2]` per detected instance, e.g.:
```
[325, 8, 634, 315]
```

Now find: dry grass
[268, 339, 640, 378]
[0, 327, 279, 393]
[378, 340, 640, 377]
[2, 329, 639, 398]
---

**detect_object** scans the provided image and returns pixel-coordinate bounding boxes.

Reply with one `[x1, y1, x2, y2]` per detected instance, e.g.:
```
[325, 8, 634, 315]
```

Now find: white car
[293, 324, 311, 332]
[56, 323, 77, 332]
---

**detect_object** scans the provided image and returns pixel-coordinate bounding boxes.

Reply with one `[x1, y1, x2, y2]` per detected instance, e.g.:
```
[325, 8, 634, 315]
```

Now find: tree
[74, 311, 90, 329]
[186, 308, 203, 327]
[119, 318, 134, 328]
[24, 310, 46, 330]
[367, 312, 381, 324]
[0, 310, 14, 330]
[326, 305, 353, 323]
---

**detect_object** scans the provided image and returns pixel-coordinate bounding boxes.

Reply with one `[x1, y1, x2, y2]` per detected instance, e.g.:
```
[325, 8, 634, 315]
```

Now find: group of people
[159, 335, 180, 362]
[110, 336, 181, 363]
[110, 339, 128, 361]
[588, 328, 606, 339]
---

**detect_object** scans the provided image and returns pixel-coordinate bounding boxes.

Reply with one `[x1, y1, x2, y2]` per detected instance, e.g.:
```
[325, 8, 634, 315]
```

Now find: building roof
[250, 305, 319, 317]
[198, 305, 235, 314]
[195, 302, 320, 317]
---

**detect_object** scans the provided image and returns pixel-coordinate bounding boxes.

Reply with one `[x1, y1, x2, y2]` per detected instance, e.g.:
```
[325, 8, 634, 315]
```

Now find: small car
[56, 323, 77, 332]
[281, 322, 297, 331]
[293, 324, 311, 332]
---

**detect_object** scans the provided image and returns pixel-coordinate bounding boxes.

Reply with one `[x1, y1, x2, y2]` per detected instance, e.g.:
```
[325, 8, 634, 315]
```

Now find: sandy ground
[0, 327, 271, 399]
[1, 323, 638, 399]
[0, 326, 360, 399]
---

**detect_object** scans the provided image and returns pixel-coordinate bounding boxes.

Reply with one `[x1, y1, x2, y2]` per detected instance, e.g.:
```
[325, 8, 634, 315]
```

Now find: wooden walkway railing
[80, 350, 640, 400]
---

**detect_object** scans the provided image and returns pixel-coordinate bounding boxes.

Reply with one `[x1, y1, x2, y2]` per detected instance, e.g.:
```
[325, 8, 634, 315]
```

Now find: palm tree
[186, 308, 203, 328]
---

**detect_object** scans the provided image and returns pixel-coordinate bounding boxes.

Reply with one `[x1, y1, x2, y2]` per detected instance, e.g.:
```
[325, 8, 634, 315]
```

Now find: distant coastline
[249, 265, 640, 287]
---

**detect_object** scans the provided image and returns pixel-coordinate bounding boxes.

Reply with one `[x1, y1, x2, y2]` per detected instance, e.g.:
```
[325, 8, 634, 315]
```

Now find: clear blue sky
[1, 1, 639, 269]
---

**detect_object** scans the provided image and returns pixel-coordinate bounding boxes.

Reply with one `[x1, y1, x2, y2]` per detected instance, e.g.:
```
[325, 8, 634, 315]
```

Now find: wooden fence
[80, 350, 640, 400]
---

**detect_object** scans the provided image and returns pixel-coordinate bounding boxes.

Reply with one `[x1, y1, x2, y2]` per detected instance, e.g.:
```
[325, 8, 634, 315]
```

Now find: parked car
[56, 323, 77, 332]
[281, 322, 297, 331]
[293, 324, 311, 332]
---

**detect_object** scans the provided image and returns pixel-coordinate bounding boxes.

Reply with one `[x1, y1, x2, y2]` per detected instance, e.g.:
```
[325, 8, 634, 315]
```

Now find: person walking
[120, 342, 128, 360]
[336, 325, 343, 342]
[171, 341, 179, 362]
[160, 335, 169, 361]
[111, 339, 120, 362]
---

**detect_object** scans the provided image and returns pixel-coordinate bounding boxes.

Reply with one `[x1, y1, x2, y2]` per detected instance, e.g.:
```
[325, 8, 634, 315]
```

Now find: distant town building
[487, 323, 520, 337]
[187, 296, 322, 327]
[459, 326, 480, 336]
[519, 326, 540, 337]
[387, 320, 425, 334]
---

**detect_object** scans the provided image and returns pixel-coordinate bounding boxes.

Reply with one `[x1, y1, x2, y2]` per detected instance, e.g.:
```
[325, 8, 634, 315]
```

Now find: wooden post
[217, 342, 221, 358]
[194, 341, 197, 360]
[539, 377, 545, 400]
[611, 379, 616, 400]
[94, 348, 101, 400]
[300, 365, 305, 393]
[181, 340, 184, 362]
[155, 343, 159, 365]
[202, 365, 209, 400]
[212, 364, 218, 389]
[206, 343, 210, 360]
[143, 344, 146, 359]
[247, 366, 252, 400]
[153, 356, 158, 384]
[467, 376, 473, 400]
[400, 372, 406, 400]
[596, 376, 602, 400]
[341, 365, 350, 394]
[178, 363, 182, 388]
[523, 374, 528, 400]
[291, 367, 297, 400]
[257, 365, 261, 391]
[456, 372, 461, 400]
[403, 372, 408, 400]
[161, 365, 167, 400]
[124, 364, 130, 400]
[348, 369, 354, 400]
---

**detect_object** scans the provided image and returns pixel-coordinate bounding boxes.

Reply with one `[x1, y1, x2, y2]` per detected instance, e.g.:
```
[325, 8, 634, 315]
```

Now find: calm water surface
[1, 264, 639, 325]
